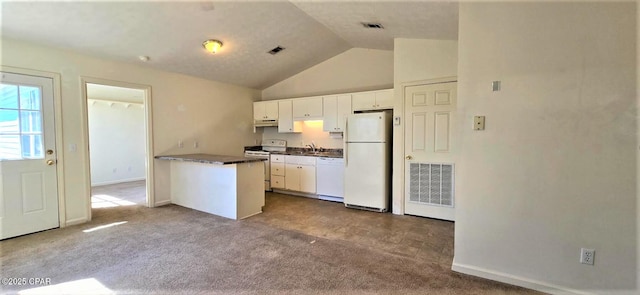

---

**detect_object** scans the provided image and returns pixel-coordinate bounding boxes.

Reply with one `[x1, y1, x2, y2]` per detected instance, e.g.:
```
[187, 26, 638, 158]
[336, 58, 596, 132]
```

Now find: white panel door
[0, 72, 59, 239]
[404, 82, 457, 221]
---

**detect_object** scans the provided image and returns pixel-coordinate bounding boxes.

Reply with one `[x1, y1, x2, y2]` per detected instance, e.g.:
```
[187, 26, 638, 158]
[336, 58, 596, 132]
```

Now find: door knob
[46, 159, 55, 166]
[405, 155, 413, 160]
[46, 149, 54, 155]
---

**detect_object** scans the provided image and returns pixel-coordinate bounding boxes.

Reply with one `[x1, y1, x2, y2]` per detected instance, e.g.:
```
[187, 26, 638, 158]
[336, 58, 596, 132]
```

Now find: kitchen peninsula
[155, 154, 266, 220]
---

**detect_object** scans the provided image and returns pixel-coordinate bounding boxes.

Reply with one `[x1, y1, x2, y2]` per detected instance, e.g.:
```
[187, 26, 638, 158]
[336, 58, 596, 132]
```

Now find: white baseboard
[451, 262, 595, 295]
[154, 200, 171, 207]
[91, 177, 145, 187]
[65, 217, 88, 227]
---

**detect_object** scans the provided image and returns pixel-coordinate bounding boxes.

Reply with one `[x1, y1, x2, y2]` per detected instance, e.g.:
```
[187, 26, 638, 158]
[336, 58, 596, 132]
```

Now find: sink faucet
[306, 142, 317, 152]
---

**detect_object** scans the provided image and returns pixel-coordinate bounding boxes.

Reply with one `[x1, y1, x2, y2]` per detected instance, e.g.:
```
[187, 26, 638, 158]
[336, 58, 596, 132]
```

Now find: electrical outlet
[178, 140, 184, 148]
[193, 141, 199, 148]
[580, 248, 595, 265]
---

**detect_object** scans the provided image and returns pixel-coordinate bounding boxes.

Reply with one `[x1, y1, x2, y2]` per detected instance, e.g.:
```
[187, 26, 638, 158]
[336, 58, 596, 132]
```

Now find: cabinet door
[278, 101, 301, 133]
[375, 89, 394, 109]
[264, 101, 279, 120]
[306, 97, 323, 117]
[293, 97, 323, 119]
[292, 99, 307, 119]
[322, 95, 338, 132]
[352, 92, 376, 111]
[299, 165, 316, 193]
[253, 102, 266, 121]
[285, 164, 300, 191]
[335, 94, 352, 132]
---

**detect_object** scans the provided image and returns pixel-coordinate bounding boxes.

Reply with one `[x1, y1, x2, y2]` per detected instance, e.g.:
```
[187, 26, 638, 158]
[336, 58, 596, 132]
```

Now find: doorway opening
[82, 80, 153, 214]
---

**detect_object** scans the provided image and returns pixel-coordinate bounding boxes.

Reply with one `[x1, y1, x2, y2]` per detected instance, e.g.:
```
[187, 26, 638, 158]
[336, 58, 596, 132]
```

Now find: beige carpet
[1, 195, 541, 295]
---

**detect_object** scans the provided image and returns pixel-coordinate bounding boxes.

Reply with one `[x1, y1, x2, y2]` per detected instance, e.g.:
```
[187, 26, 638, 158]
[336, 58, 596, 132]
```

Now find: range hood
[254, 120, 278, 127]
[253, 120, 278, 133]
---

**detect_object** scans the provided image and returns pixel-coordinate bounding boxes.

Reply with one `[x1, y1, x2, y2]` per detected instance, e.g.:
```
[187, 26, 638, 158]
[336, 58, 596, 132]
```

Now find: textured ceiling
[292, 1, 459, 50]
[0, 1, 458, 90]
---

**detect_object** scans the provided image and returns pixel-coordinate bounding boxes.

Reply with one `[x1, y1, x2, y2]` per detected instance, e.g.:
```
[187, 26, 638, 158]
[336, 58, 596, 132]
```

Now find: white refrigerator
[344, 111, 392, 212]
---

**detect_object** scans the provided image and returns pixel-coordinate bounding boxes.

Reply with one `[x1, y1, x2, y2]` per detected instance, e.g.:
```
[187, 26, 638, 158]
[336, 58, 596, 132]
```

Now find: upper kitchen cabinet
[253, 101, 278, 121]
[323, 94, 352, 132]
[352, 89, 394, 111]
[293, 96, 323, 120]
[278, 100, 302, 133]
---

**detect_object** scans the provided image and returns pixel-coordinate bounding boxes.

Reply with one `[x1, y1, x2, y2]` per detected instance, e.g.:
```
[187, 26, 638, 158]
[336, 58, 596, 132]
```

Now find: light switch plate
[474, 116, 485, 130]
[394, 116, 401, 126]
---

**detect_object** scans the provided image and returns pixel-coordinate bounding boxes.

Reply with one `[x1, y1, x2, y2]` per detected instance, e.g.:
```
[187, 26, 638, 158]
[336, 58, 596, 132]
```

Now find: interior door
[0, 72, 59, 239]
[404, 82, 457, 221]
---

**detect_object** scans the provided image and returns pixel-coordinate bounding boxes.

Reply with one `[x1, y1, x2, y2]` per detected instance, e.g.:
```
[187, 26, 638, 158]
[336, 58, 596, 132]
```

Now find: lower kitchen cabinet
[299, 165, 316, 193]
[270, 156, 285, 189]
[285, 164, 316, 193]
[284, 156, 316, 193]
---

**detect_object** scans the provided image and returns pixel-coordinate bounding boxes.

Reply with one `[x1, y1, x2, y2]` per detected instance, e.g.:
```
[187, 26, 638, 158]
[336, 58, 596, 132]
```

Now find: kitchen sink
[287, 151, 340, 157]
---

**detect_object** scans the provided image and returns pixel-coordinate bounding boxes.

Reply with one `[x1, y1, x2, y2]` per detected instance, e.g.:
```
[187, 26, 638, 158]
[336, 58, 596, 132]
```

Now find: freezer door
[344, 142, 389, 210]
[346, 112, 390, 143]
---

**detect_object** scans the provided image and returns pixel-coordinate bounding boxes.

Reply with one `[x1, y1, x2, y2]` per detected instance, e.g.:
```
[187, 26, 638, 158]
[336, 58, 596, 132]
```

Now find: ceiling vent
[362, 23, 384, 29]
[268, 46, 285, 55]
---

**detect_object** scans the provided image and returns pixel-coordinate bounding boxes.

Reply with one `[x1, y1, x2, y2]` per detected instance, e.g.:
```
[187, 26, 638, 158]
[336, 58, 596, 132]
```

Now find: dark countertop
[244, 146, 343, 158]
[155, 154, 267, 165]
[270, 151, 343, 158]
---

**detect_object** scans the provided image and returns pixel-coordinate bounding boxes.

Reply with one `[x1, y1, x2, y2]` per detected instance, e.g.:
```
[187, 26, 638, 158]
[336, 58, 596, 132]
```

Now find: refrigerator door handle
[344, 117, 348, 167]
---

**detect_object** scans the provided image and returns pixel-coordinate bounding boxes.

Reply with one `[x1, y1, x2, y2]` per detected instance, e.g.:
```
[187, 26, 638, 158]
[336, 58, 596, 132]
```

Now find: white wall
[1, 38, 262, 225]
[262, 48, 393, 100]
[88, 100, 145, 186]
[392, 39, 458, 214]
[452, 2, 637, 294]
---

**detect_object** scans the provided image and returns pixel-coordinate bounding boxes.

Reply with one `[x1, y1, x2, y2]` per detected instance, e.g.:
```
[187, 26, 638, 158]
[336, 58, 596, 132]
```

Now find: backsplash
[260, 121, 344, 149]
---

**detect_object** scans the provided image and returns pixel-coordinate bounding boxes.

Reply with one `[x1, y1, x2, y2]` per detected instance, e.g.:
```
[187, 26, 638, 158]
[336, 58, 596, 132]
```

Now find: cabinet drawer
[285, 155, 316, 166]
[270, 154, 285, 163]
[271, 163, 285, 176]
[271, 176, 285, 189]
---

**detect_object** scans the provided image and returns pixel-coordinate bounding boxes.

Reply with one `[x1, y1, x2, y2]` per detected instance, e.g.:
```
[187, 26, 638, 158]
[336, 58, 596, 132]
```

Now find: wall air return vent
[268, 46, 285, 55]
[362, 23, 384, 29]
[409, 163, 454, 207]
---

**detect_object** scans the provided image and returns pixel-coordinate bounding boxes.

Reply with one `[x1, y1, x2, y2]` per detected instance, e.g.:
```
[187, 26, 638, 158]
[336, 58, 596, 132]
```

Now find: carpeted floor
[1, 190, 542, 294]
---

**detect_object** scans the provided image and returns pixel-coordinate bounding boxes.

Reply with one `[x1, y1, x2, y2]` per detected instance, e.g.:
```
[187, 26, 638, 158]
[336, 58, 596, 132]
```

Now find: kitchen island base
[168, 159, 265, 220]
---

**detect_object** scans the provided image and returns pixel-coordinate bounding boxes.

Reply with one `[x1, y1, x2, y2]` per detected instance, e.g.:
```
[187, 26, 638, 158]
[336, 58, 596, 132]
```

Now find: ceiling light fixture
[202, 39, 223, 54]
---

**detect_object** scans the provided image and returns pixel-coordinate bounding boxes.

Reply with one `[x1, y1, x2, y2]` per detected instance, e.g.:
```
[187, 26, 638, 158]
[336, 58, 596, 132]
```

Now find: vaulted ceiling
[1, 1, 458, 90]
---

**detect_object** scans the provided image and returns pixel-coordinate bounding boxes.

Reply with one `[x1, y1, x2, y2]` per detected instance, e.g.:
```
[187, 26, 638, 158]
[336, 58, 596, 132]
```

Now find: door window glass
[0, 83, 44, 160]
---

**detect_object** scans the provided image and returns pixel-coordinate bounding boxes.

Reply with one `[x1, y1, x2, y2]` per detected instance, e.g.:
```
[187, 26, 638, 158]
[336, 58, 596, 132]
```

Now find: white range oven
[244, 139, 286, 191]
